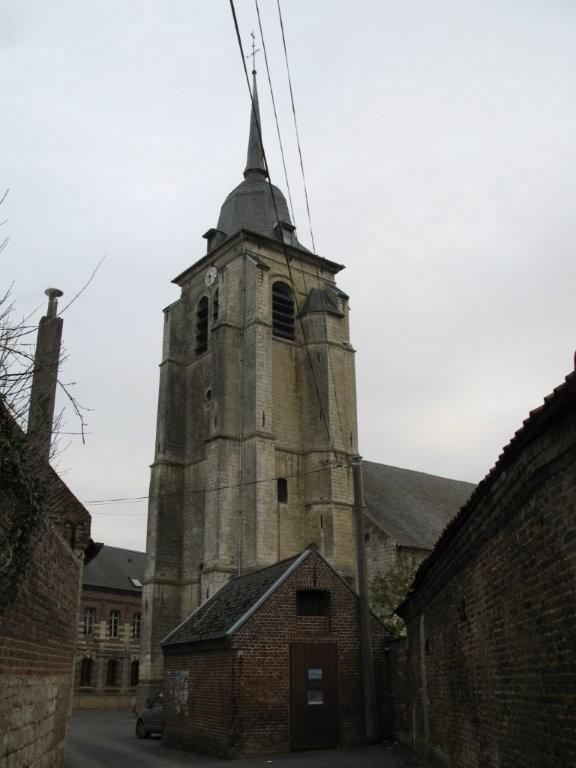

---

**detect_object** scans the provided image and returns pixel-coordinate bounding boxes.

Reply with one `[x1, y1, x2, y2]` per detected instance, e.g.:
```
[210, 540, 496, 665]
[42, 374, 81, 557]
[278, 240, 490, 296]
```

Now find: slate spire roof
[208, 69, 306, 253]
[244, 69, 267, 179]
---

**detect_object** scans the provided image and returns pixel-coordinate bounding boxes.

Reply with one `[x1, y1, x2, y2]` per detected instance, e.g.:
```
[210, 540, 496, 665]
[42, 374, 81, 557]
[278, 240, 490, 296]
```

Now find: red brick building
[74, 544, 145, 710]
[394, 366, 576, 767]
[161, 548, 388, 758]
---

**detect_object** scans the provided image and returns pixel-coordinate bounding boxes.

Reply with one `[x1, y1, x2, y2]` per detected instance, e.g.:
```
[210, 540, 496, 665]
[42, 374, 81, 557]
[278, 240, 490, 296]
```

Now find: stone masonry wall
[0, 517, 82, 768]
[397, 385, 576, 768]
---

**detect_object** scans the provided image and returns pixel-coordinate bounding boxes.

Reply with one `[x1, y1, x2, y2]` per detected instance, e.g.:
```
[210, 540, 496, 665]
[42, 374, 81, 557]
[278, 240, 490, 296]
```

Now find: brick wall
[395, 375, 576, 768]
[164, 649, 236, 756]
[162, 552, 388, 758]
[0, 516, 82, 768]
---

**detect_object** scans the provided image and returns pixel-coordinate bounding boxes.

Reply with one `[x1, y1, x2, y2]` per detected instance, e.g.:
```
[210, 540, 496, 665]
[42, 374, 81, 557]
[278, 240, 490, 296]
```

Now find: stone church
[139, 71, 473, 702]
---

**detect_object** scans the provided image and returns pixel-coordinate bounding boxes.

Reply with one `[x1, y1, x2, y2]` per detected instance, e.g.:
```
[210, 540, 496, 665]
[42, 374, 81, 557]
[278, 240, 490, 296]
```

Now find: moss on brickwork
[0, 407, 46, 613]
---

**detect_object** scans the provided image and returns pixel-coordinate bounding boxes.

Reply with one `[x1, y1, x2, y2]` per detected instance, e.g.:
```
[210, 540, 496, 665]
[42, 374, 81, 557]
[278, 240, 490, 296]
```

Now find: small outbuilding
[161, 548, 387, 758]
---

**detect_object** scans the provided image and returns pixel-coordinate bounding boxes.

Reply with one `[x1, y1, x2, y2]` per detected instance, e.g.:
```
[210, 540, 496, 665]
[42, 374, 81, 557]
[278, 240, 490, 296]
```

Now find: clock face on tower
[204, 266, 217, 288]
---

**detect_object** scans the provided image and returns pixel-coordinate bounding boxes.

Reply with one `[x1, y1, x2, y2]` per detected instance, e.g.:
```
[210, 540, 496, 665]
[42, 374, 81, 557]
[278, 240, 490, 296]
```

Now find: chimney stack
[27, 288, 64, 462]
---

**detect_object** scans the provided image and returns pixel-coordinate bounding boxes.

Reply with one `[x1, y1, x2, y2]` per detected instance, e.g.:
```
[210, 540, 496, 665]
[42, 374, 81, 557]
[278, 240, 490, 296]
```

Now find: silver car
[136, 692, 164, 738]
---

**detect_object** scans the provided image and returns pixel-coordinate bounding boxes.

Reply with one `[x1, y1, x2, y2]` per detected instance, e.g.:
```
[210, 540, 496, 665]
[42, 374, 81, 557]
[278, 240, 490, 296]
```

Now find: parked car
[136, 693, 164, 738]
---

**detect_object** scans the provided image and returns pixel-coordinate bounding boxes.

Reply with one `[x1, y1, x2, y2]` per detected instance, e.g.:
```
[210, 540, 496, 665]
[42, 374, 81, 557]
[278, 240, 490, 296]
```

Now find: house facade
[73, 544, 145, 710]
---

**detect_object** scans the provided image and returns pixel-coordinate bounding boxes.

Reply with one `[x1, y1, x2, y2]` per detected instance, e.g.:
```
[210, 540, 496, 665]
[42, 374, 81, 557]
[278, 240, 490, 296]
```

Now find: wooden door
[290, 643, 338, 750]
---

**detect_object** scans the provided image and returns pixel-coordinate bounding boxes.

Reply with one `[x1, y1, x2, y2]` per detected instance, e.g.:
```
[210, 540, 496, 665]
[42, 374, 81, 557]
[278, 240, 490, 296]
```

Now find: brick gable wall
[163, 552, 388, 758]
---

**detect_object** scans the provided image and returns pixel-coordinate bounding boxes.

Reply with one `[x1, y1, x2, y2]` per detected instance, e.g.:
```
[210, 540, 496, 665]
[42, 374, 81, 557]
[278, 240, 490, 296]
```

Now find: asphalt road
[65, 710, 425, 768]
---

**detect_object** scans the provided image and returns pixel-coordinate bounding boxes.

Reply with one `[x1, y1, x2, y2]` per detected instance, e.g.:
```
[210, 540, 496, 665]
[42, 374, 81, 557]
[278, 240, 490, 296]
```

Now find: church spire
[244, 51, 267, 179]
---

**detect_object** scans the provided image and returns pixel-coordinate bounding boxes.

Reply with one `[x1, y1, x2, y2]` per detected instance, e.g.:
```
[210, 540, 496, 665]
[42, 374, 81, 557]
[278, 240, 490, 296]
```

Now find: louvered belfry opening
[272, 281, 295, 341]
[195, 296, 209, 355]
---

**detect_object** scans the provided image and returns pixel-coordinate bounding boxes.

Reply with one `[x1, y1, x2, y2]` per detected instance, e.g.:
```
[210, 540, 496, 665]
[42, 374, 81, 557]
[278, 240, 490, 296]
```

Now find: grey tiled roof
[162, 553, 305, 647]
[363, 461, 475, 550]
[83, 544, 146, 593]
[209, 70, 307, 254]
[300, 287, 343, 317]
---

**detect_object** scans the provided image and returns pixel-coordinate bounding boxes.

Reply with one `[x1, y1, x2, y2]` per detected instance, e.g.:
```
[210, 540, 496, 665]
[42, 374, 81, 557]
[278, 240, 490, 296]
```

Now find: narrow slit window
[213, 288, 219, 323]
[195, 296, 209, 355]
[296, 589, 330, 617]
[277, 477, 288, 504]
[272, 281, 295, 341]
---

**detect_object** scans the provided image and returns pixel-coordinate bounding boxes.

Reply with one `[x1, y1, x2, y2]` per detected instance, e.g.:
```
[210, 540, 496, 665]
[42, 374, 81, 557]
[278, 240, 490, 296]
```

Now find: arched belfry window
[272, 282, 295, 341]
[195, 296, 209, 355]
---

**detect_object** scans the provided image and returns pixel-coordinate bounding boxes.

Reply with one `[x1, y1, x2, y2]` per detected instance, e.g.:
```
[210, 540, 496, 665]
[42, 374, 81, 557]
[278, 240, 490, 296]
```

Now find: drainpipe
[352, 455, 377, 743]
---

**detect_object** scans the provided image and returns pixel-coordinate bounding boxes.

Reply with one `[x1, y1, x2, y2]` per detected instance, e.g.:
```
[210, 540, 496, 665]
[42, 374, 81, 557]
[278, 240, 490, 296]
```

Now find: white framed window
[83, 607, 95, 636]
[109, 610, 120, 638]
[132, 612, 141, 639]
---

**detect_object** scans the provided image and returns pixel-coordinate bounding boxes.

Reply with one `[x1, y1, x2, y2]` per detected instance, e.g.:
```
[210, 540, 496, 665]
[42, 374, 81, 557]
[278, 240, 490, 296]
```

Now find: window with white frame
[132, 612, 141, 639]
[109, 610, 120, 638]
[83, 607, 95, 636]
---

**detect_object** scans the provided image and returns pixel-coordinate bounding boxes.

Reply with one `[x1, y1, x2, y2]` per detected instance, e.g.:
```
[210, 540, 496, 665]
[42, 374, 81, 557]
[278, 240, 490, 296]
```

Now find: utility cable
[273, 0, 349, 453]
[275, 0, 316, 254]
[85, 459, 346, 510]
[228, 0, 336, 454]
[254, 0, 296, 226]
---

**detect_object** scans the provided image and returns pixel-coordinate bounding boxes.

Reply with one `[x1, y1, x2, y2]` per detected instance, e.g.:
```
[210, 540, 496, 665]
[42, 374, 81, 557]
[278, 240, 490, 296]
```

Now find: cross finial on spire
[247, 31, 260, 74]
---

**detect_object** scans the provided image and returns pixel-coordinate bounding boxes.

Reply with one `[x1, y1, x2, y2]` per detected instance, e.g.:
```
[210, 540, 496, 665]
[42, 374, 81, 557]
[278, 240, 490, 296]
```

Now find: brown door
[290, 643, 338, 750]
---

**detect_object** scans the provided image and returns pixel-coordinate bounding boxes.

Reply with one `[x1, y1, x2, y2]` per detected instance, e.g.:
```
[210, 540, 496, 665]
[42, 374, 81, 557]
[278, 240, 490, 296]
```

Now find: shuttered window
[272, 282, 295, 341]
[195, 297, 209, 355]
[296, 589, 330, 617]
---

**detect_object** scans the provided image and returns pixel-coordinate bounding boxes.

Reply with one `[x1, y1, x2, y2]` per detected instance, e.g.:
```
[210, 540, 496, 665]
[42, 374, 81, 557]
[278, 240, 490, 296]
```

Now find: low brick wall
[396, 375, 576, 768]
[0, 517, 82, 768]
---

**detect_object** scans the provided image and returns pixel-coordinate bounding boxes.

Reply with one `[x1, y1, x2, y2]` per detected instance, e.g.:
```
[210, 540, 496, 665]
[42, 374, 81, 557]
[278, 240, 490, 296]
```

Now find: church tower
[139, 70, 359, 700]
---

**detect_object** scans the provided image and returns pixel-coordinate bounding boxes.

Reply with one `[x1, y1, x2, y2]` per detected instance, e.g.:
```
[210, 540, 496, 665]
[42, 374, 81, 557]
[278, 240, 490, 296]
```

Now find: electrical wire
[85, 459, 346, 511]
[254, 0, 296, 226]
[271, 0, 350, 453]
[275, 0, 316, 253]
[228, 0, 336, 455]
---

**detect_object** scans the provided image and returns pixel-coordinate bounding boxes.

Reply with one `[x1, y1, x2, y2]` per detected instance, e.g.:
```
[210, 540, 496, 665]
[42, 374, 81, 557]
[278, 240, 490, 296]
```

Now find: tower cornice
[172, 229, 344, 287]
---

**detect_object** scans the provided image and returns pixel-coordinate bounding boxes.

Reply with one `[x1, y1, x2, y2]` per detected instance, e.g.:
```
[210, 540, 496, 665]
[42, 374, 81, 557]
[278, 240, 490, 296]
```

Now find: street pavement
[65, 709, 426, 768]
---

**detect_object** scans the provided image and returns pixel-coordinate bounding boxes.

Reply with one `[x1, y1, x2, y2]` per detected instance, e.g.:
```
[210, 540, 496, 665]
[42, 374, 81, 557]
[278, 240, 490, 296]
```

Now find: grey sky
[2, 0, 576, 551]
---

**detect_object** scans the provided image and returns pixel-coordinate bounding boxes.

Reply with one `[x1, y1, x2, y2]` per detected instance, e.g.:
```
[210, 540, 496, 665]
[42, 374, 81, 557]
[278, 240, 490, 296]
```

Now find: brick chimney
[27, 288, 64, 462]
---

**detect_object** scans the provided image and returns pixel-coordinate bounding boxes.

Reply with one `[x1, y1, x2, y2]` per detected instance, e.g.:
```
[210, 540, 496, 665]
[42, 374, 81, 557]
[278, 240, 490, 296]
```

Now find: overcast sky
[2, 0, 576, 551]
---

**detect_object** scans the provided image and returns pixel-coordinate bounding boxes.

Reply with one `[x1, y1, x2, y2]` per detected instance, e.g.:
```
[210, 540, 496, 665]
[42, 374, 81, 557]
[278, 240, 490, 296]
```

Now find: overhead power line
[254, 0, 296, 226]
[275, 0, 316, 254]
[271, 0, 350, 454]
[228, 0, 336, 454]
[85, 459, 346, 511]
